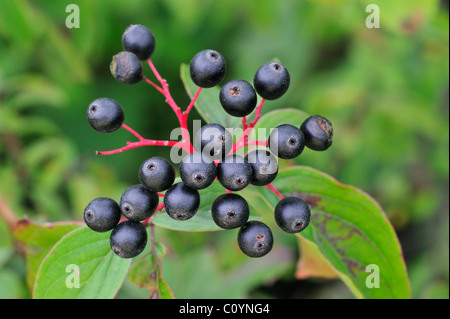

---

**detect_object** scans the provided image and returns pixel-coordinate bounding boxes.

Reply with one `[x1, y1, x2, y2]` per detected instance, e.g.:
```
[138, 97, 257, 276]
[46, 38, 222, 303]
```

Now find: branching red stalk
[249, 98, 266, 129]
[143, 76, 164, 94]
[147, 59, 194, 153]
[229, 99, 267, 154]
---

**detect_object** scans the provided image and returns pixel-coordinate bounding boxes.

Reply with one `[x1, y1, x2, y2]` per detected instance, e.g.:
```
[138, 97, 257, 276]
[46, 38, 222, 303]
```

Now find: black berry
[300, 115, 333, 151]
[110, 51, 143, 84]
[253, 61, 290, 100]
[237, 221, 273, 258]
[139, 156, 175, 192]
[274, 197, 311, 233]
[268, 124, 305, 159]
[212, 193, 250, 229]
[219, 79, 257, 117]
[179, 151, 217, 190]
[164, 182, 201, 221]
[110, 220, 147, 259]
[120, 184, 159, 222]
[189, 49, 226, 88]
[195, 123, 233, 161]
[122, 24, 155, 61]
[87, 98, 124, 133]
[245, 149, 278, 186]
[84, 197, 121, 232]
[217, 154, 252, 191]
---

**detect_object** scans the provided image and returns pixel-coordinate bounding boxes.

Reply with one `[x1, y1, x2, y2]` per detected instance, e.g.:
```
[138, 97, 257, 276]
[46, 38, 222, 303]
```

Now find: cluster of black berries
[83, 24, 333, 259]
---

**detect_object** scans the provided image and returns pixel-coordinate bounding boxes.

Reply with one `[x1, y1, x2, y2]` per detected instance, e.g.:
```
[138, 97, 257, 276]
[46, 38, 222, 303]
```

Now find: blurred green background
[0, 0, 448, 299]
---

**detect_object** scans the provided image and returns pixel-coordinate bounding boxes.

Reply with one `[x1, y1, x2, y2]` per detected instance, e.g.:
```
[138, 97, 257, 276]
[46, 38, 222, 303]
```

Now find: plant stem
[96, 139, 179, 155]
[184, 87, 202, 115]
[266, 184, 284, 200]
[229, 99, 267, 154]
[146, 59, 195, 153]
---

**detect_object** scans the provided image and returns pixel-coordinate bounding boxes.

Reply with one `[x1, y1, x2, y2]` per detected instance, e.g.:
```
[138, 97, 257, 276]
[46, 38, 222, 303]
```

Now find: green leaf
[180, 63, 244, 128]
[128, 242, 167, 289]
[128, 242, 174, 299]
[13, 220, 82, 290]
[246, 166, 410, 299]
[33, 226, 132, 299]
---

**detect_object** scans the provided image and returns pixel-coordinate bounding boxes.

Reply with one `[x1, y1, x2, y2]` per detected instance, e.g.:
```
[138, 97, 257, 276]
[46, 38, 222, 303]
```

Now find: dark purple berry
[189, 49, 226, 88]
[84, 197, 121, 232]
[268, 124, 305, 159]
[300, 115, 333, 151]
[164, 182, 201, 221]
[237, 221, 273, 258]
[179, 152, 216, 190]
[245, 149, 278, 186]
[120, 184, 159, 222]
[110, 220, 147, 259]
[253, 61, 290, 100]
[212, 193, 250, 229]
[87, 98, 124, 133]
[219, 79, 257, 117]
[274, 197, 311, 233]
[194, 123, 233, 161]
[139, 156, 175, 192]
[217, 154, 252, 191]
[110, 51, 143, 84]
[122, 24, 155, 60]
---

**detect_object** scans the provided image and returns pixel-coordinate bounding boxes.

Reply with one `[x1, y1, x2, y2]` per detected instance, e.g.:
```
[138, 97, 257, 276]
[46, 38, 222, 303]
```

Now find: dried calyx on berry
[219, 79, 257, 117]
[110, 51, 143, 84]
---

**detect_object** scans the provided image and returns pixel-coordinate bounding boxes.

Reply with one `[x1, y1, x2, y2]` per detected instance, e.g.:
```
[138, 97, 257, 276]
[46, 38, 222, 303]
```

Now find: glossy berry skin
[139, 156, 175, 192]
[120, 184, 159, 222]
[87, 98, 124, 133]
[164, 182, 201, 221]
[253, 61, 290, 100]
[274, 197, 311, 233]
[237, 221, 273, 258]
[212, 193, 250, 229]
[268, 124, 305, 159]
[217, 154, 252, 191]
[189, 49, 226, 88]
[122, 24, 155, 61]
[179, 151, 217, 190]
[84, 197, 121, 232]
[110, 220, 147, 259]
[195, 123, 233, 161]
[300, 115, 333, 151]
[110, 51, 143, 84]
[219, 79, 257, 117]
[245, 149, 278, 186]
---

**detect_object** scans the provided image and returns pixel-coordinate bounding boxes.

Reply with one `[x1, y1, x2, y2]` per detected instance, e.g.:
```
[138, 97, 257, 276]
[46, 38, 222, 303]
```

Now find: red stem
[147, 59, 194, 153]
[143, 76, 164, 94]
[229, 99, 267, 154]
[266, 184, 284, 200]
[185, 87, 202, 115]
[249, 98, 266, 129]
[242, 116, 248, 131]
[121, 123, 144, 141]
[143, 202, 165, 225]
[97, 139, 179, 155]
